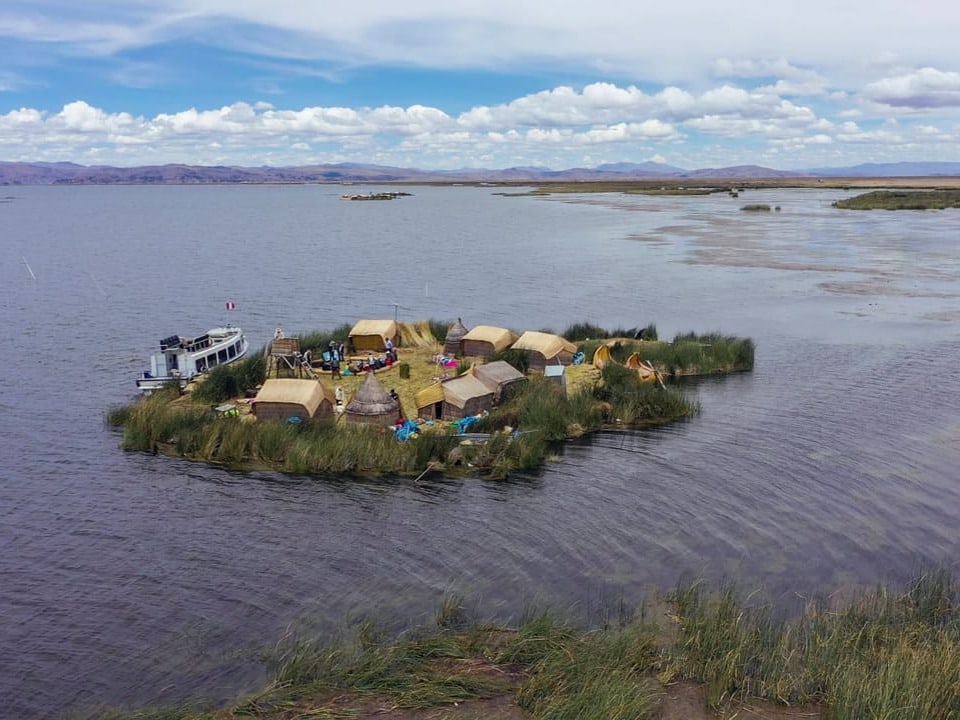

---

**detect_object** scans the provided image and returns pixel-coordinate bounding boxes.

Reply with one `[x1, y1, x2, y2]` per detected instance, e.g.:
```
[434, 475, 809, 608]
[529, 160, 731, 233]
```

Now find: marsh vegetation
[99, 570, 960, 720]
[832, 189, 960, 210]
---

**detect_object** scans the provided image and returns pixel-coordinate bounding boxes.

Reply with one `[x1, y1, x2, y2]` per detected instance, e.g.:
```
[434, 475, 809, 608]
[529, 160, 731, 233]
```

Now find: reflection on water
[1, 186, 959, 717]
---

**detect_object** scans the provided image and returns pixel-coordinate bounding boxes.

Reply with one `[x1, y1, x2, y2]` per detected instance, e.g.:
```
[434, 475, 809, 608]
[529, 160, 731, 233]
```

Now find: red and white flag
[225, 301, 236, 310]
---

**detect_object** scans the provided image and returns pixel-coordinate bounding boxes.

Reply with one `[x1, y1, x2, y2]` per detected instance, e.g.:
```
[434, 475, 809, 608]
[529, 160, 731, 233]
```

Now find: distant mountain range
[2, 160, 959, 185]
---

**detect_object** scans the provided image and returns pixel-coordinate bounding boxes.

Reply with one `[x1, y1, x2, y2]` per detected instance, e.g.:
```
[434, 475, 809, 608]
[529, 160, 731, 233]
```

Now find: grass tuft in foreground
[97, 571, 960, 720]
[663, 568, 960, 717]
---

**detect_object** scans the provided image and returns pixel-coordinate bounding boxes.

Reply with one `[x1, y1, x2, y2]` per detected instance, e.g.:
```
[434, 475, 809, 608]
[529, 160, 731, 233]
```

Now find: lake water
[1, 184, 959, 718]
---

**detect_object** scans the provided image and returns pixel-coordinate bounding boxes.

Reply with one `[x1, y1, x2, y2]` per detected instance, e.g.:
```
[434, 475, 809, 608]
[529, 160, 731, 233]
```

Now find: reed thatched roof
[461, 325, 517, 352]
[253, 379, 333, 417]
[345, 371, 399, 417]
[349, 319, 399, 340]
[441, 372, 495, 409]
[473, 360, 526, 389]
[511, 330, 577, 358]
[414, 381, 445, 409]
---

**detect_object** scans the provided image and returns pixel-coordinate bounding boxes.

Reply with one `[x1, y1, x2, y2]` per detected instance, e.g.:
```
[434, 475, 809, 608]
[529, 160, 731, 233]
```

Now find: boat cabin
[139, 326, 248, 393]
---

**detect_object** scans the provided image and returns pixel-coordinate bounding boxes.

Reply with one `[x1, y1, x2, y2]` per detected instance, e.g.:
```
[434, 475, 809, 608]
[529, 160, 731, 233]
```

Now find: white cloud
[864, 67, 960, 108]
[4, 1, 960, 88]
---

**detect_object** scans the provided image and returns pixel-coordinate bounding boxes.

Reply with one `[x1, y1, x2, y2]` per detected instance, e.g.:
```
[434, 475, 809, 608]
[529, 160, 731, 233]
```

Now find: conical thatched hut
[443, 318, 469, 356]
[460, 325, 518, 359]
[252, 379, 335, 422]
[473, 360, 527, 403]
[344, 371, 400, 427]
[511, 331, 578, 371]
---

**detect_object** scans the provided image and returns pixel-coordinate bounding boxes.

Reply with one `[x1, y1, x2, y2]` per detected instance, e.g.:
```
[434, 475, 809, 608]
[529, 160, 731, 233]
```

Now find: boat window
[218, 349, 227, 363]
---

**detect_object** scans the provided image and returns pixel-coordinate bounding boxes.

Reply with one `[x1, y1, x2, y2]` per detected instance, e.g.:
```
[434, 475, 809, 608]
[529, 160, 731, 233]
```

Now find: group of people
[314, 340, 347, 378]
[305, 335, 400, 378]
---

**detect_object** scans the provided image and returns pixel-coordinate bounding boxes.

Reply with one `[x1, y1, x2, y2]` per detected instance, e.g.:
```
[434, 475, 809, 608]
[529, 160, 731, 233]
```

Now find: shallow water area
[1, 185, 959, 717]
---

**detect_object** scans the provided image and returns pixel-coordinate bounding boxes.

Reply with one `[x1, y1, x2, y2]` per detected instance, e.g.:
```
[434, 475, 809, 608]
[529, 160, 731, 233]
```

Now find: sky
[1, 1, 960, 170]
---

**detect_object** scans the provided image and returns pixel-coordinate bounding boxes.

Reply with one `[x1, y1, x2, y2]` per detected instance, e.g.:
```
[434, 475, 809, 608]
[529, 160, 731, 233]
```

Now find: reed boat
[592, 343, 662, 384]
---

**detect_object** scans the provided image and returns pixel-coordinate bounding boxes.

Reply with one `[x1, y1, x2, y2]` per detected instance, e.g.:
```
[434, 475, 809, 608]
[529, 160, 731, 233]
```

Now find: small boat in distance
[136, 326, 249, 394]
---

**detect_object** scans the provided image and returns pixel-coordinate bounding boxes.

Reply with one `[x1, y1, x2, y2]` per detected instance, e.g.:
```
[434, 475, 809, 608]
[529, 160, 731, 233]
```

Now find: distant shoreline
[3, 159, 960, 188]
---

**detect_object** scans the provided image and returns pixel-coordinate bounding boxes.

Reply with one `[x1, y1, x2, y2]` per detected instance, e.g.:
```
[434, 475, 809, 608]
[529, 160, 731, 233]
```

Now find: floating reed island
[108, 320, 754, 479]
[832, 188, 960, 210]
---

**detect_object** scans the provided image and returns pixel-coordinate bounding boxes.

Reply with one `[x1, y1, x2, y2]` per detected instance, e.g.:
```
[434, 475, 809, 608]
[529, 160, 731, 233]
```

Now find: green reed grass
[427, 318, 452, 346]
[100, 572, 960, 720]
[515, 621, 661, 720]
[116, 369, 696, 478]
[563, 321, 657, 342]
[296, 323, 353, 355]
[664, 571, 960, 716]
[637, 332, 754, 376]
[489, 347, 531, 373]
[264, 612, 520, 714]
[191, 354, 266, 404]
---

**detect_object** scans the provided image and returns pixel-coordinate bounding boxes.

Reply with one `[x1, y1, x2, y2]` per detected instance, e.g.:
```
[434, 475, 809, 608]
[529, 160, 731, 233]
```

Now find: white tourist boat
[136, 325, 249, 394]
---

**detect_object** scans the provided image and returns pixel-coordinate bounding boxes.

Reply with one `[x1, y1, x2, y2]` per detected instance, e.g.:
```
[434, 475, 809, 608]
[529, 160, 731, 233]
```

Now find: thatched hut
[414, 381, 445, 421]
[443, 318, 469, 356]
[252, 379, 335, 422]
[440, 372, 495, 420]
[511, 331, 578, 371]
[349, 319, 400, 353]
[473, 360, 527, 404]
[415, 368, 498, 421]
[460, 325, 518, 359]
[344, 371, 400, 427]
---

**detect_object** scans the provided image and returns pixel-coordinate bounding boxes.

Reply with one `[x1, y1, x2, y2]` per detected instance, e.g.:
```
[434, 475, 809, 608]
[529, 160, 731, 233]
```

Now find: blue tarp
[455, 415, 480, 434]
[394, 419, 421, 442]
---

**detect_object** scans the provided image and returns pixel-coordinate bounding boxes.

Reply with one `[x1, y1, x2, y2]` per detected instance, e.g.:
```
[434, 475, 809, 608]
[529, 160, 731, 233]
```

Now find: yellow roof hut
[460, 325, 518, 359]
[252, 379, 335, 422]
[511, 331, 578, 371]
[441, 372, 495, 420]
[349, 319, 400, 353]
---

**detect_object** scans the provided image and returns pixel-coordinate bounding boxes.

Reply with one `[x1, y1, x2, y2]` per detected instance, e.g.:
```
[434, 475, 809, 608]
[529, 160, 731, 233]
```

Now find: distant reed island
[832, 188, 960, 210]
[109, 320, 754, 479]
